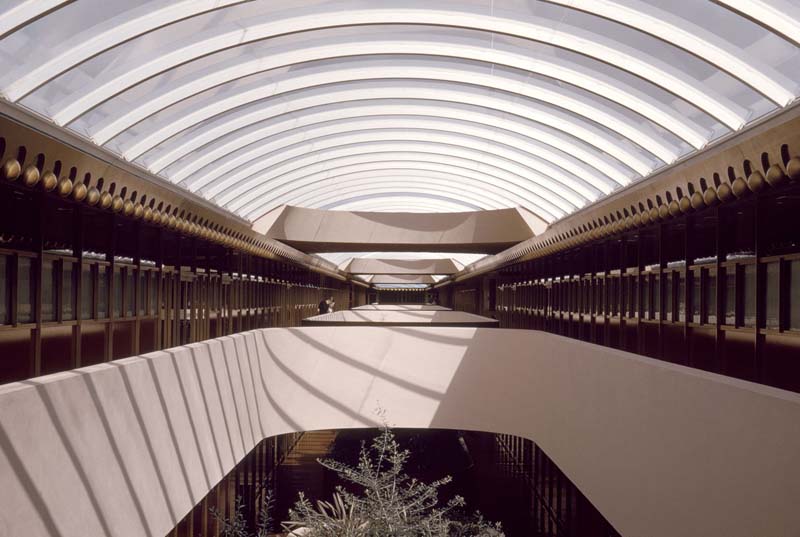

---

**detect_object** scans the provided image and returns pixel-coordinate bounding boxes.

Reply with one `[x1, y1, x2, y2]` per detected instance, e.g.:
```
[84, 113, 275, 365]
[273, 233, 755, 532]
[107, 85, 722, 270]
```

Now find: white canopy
[1, 0, 798, 221]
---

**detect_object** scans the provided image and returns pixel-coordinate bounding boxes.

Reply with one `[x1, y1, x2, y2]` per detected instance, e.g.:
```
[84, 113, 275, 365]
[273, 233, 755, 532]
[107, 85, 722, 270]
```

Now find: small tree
[212, 425, 504, 536]
[282, 426, 504, 537]
[210, 493, 274, 537]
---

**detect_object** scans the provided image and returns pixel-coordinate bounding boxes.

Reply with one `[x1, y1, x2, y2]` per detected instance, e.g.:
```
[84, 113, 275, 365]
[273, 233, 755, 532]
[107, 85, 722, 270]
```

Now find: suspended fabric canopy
[1, 0, 798, 223]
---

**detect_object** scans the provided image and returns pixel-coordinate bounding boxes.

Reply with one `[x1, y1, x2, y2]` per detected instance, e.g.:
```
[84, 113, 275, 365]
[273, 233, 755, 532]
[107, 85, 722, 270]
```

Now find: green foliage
[282, 426, 504, 537]
[210, 492, 275, 537]
[211, 425, 503, 537]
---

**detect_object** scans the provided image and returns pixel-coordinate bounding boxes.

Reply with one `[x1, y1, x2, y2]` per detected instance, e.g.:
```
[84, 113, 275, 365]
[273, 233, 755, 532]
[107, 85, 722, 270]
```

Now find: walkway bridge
[1, 327, 799, 537]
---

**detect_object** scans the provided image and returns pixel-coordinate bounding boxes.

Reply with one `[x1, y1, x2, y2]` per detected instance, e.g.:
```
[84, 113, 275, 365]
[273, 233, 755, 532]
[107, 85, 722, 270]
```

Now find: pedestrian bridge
[1, 327, 799, 537]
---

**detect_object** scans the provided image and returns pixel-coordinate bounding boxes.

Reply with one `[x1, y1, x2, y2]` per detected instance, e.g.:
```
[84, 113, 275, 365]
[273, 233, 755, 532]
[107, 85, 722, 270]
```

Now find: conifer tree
[213, 425, 504, 536]
[282, 426, 504, 537]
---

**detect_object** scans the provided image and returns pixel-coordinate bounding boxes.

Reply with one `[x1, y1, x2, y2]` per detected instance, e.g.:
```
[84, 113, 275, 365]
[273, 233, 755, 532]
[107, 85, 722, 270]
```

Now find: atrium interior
[1, 1, 800, 536]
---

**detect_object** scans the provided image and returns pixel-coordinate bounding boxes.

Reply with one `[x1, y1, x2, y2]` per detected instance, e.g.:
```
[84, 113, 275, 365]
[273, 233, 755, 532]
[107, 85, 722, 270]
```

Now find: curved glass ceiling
[1, 0, 798, 222]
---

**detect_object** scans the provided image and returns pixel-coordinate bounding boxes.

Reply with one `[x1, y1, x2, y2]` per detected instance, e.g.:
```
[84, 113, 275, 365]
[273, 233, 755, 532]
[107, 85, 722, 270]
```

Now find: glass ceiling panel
[104, 56, 690, 168]
[1, 0, 798, 226]
[150, 99, 638, 201]
[144, 77, 661, 178]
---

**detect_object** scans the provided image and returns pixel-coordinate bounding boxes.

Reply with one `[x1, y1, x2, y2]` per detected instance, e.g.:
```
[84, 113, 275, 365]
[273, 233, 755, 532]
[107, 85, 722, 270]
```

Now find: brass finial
[2, 159, 21, 181]
[21, 165, 40, 187]
[57, 177, 73, 197]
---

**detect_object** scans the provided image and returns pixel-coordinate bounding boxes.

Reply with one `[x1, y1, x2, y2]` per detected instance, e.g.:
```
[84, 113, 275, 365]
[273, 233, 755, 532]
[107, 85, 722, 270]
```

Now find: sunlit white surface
[2, 327, 799, 537]
[319, 251, 484, 268]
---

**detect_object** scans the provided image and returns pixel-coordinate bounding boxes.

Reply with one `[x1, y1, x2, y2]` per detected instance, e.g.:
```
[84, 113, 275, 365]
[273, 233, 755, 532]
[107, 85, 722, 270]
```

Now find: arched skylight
[1, 0, 798, 223]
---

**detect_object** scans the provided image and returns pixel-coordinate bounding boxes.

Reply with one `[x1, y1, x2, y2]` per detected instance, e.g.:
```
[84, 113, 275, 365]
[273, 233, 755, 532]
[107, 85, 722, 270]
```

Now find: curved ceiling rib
[163, 105, 634, 188]
[1, 1, 798, 222]
[301, 184, 504, 211]
[42, 9, 747, 130]
[716, 0, 800, 47]
[88, 38, 708, 152]
[119, 61, 683, 164]
[181, 122, 617, 196]
[543, 0, 795, 105]
[147, 85, 655, 179]
[212, 139, 588, 212]
[233, 153, 569, 222]
[256, 170, 536, 211]
[0, 0, 71, 39]
[6, 0, 789, 106]
[238, 161, 566, 222]
[285, 175, 524, 209]
[0, 0, 249, 96]
[95, 47, 708, 162]
[197, 130, 604, 210]
[286, 180, 515, 211]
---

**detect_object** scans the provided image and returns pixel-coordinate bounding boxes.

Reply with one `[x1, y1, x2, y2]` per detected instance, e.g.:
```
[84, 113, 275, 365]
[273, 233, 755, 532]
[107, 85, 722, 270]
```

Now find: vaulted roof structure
[2, 0, 798, 224]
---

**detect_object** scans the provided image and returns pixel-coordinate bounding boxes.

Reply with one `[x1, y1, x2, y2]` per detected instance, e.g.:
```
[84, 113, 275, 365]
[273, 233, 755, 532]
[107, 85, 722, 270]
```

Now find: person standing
[318, 295, 335, 314]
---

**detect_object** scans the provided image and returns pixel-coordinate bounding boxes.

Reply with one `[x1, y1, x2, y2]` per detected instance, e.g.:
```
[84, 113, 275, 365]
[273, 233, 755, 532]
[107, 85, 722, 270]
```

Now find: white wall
[1, 327, 799, 537]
